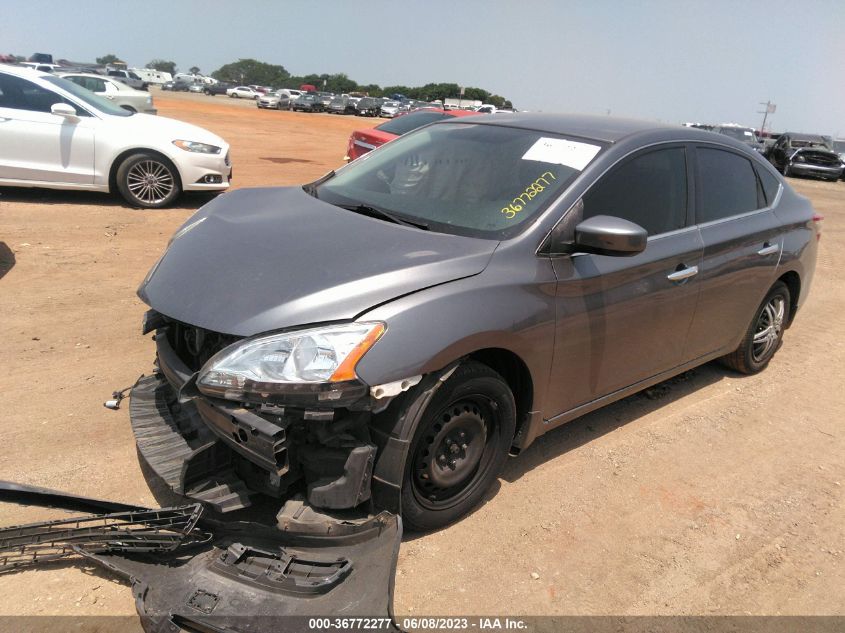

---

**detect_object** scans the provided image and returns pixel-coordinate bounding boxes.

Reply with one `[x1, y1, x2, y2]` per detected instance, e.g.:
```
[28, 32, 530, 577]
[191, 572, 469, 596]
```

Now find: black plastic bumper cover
[0, 481, 401, 632]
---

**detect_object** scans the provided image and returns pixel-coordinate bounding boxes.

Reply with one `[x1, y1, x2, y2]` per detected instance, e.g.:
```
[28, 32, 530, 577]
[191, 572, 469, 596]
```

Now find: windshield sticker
[502, 172, 557, 219]
[522, 137, 601, 170]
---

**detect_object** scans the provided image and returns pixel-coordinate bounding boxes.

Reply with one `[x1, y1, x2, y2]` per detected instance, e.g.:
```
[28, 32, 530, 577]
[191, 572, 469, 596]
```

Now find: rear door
[0, 72, 96, 185]
[547, 144, 704, 416]
[683, 145, 784, 360]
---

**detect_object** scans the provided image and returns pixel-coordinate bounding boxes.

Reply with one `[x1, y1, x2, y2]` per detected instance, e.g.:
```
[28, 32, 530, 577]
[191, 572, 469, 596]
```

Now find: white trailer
[132, 68, 173, 85]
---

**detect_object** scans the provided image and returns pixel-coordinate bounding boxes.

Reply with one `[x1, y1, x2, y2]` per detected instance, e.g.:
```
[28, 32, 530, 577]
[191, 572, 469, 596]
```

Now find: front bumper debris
[0, 481, 401, 632]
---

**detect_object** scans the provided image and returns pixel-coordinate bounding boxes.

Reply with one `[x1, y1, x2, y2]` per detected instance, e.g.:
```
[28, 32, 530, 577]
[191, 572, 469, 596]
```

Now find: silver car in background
[58, 72, 157, 114]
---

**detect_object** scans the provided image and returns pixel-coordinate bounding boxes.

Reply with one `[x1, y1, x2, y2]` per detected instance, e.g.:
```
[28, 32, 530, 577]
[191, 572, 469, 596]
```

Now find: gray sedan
[133, 114, 819, 532]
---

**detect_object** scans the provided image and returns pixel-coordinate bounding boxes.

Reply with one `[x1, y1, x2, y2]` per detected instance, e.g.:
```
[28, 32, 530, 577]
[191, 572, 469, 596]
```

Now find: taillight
[813, 213, 824, 241]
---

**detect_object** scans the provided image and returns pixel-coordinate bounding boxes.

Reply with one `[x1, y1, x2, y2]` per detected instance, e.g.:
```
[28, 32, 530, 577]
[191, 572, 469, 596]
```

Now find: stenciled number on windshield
[502, 171, 557, 219]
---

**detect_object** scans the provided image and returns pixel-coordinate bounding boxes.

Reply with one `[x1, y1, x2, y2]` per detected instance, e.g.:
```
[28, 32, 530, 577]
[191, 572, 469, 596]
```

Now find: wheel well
[467, 348, 533, 442]
[120, 105, 137, 113]
[108, 149, 183, 194]
[778, 271, 801, 325]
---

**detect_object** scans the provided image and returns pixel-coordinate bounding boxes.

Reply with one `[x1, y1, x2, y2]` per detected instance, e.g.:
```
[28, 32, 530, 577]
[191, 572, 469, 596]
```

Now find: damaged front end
[131, 311, 415, 516]
[0, 481, 401, 632]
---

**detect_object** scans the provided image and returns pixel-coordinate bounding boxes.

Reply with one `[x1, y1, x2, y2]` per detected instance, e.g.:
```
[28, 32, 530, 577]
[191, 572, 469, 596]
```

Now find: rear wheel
[116, 153, 181, 209]
[720, 281, 790, 374]
[402, 362, 516, 531]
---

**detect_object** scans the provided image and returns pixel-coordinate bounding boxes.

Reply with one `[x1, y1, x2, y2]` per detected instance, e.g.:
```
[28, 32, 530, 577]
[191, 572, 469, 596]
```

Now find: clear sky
[5, 0, 844, 135]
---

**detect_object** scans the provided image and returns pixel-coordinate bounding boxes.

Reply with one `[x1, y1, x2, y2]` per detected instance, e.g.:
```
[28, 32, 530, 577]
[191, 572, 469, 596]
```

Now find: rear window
[756, 165, 781, 206]
[376, 111, 452, 136]
[696, 147, 760, 222]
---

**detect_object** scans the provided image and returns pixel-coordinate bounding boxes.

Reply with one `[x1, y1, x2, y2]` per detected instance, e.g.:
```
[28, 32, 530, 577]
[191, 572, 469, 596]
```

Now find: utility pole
[758, 101, 776, 135]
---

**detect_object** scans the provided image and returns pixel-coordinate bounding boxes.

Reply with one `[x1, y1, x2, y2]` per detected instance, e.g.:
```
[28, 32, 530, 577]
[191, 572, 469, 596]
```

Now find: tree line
[148, 57, 513, 108]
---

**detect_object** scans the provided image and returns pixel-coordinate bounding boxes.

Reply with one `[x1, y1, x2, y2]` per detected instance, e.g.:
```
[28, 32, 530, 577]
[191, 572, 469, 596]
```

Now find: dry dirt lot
[0, 91, 842, 624]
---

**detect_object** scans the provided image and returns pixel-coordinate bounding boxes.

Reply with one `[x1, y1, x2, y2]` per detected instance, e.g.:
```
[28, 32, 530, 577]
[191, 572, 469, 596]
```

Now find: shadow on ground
[0, 187, 219, 210]
[0, 243, 15, 281]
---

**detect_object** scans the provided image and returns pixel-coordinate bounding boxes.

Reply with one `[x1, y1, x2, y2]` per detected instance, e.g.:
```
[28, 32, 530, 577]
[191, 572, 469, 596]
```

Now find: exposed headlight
[795, 154, 806, 163]
[197, 322, 385, 402]
[172, 140, 222, 154]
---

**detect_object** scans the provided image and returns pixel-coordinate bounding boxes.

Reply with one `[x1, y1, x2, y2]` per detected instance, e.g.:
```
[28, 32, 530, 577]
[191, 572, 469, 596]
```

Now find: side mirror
[51, 103, 78, 119]
[573, 215, 647, 256]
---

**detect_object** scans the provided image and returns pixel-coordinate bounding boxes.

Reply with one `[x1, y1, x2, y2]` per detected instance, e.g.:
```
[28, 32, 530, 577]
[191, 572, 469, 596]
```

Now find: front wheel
[720, 281, 790, 374]
[116, 153, 181, 209]
[402, 362, 516, 531]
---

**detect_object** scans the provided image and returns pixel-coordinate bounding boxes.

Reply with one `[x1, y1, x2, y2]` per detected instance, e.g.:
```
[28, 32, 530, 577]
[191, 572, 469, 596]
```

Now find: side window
[696, 147, 761, 222]
[582, 147, 688, 236]
[0, 73, 63, 113]
[91, 78, 107, 92]
[756, 165, 781, 206]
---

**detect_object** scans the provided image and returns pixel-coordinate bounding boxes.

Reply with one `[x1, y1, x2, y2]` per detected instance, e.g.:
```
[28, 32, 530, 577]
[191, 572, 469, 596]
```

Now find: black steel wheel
[721, 281, 790, 374]
[116, 153, 181, 209]
[402, 362, 516, 531]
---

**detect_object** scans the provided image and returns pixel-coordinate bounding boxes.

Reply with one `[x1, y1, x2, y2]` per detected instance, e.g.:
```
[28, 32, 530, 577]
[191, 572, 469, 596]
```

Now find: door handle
[667, 265, 699, 282]
[757, 243, 779, 256]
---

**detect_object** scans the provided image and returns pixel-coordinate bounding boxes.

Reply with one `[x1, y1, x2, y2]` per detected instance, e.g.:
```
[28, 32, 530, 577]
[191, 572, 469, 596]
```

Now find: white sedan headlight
[197, 322, 385, 402]
[172, 140, 222, 154]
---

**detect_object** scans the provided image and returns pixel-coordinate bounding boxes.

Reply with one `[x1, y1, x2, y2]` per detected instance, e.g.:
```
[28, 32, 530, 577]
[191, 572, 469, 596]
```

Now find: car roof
[0, 63, 51, 79]
[442, 112, 689, 143]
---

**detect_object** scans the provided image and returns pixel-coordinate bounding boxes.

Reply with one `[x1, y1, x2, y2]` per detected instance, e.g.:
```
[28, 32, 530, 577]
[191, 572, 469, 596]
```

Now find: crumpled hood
[138, 187, 498, 336]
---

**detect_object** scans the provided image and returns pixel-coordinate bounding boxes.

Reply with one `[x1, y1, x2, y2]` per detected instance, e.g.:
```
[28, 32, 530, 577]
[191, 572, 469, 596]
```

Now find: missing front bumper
[130, 372, 377, 514]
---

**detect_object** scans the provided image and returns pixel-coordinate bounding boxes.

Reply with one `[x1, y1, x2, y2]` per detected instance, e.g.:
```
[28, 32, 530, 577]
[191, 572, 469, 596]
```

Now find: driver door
[545, 145, 703, 420]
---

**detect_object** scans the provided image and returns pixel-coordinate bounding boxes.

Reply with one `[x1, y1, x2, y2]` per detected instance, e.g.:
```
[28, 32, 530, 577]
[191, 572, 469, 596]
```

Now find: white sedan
[226, 86, 260, 99]
[58, 72, 157, 115]
[0, 65, 232, 208]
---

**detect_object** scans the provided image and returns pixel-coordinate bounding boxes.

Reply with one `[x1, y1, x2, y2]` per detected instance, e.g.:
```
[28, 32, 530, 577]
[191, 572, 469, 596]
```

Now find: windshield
[791, 137, 831, 149]
[42, 76, 132, 117]
[719, 127, 756, 142]
[317, 122, 605, 239]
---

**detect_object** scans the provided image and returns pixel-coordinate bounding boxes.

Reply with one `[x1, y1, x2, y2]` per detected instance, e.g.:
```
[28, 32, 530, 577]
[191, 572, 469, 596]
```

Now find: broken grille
[0, 505, 209, 573]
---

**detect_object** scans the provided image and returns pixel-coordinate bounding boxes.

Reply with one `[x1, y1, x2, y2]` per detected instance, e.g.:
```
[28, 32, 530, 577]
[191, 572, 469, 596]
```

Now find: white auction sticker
[522, 137, 602, 170]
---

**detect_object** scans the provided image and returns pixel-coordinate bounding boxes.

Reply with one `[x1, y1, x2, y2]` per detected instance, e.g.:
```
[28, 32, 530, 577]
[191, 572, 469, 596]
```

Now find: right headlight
[196, 322, 385, 403]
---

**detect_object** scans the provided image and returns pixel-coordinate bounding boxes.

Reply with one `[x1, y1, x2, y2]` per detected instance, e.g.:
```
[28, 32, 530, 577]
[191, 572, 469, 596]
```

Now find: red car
[345, 108, 480, 161]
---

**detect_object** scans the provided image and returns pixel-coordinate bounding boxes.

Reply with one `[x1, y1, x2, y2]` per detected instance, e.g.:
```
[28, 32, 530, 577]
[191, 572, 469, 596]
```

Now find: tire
[116, 153, 181, 209]
[401, 362, 516, 531]
[720, 281, 790, 374]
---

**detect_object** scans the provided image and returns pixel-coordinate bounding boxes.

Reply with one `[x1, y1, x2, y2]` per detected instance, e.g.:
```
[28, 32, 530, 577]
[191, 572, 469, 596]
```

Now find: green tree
[147, 59, 177, 75]
[212, 59, 290, 86]
[323, 73, 357, 94]
[189, 66, 200, 75]
[96, 54, 121, 65]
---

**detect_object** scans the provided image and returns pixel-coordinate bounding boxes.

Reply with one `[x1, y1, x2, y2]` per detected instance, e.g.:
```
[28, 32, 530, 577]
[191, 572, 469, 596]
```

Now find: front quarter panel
[355, 248, 558, 422]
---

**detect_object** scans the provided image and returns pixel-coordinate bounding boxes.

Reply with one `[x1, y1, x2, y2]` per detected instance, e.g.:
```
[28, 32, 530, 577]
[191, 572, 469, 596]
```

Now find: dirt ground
[0, 91, 842, 623]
